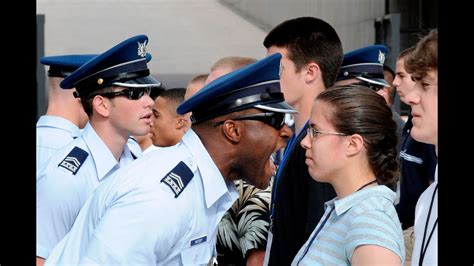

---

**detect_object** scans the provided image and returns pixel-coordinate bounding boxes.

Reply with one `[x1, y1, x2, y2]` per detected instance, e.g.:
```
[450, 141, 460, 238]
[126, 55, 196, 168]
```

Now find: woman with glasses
[36, 35, 160, 266]
[292, 85, 405, 265]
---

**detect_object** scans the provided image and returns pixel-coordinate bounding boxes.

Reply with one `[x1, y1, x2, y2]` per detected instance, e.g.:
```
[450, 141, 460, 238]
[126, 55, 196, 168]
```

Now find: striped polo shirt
[292, 185, 405, 265]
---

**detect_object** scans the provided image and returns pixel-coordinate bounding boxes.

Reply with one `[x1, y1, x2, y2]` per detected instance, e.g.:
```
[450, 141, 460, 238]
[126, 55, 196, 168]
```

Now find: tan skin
[37, 88, 154, 266]
[300, 100, 401, 265]
[267, 46, 324, 133]
[36, 257, 45, 266]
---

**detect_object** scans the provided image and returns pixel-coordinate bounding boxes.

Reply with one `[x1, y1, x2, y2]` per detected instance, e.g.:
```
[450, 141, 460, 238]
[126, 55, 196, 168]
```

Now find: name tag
[190, 236, 207, 246]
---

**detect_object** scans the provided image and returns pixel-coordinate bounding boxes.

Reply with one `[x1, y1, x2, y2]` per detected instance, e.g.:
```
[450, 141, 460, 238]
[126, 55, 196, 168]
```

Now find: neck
[194, 125, 235, 183]
[89, 119, 128, 161]
[294, 85, 324, 133]
[46, 104, 82, 127]
[331, 167, 377, 198]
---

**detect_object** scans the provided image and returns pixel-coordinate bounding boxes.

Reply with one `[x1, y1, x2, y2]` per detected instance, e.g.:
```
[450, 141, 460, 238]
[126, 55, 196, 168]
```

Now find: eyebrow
[309, 122, 319, 129]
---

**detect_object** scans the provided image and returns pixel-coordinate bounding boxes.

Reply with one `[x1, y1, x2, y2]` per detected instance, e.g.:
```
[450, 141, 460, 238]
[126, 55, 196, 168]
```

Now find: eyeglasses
[214, 112, 286, 130]
[88, 87, 152, 100]
[306, 124, 347, 139]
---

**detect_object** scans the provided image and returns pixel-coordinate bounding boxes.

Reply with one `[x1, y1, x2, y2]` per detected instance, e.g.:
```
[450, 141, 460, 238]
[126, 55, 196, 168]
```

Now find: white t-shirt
[411, 164, 438, 265]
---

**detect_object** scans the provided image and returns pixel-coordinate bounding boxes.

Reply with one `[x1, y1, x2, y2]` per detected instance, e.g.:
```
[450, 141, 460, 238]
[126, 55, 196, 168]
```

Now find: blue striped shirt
[292, 185, 405, 265]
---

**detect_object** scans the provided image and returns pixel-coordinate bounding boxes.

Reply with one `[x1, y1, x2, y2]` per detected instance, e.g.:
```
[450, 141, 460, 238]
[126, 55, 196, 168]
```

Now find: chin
[249, 176, 270, 190]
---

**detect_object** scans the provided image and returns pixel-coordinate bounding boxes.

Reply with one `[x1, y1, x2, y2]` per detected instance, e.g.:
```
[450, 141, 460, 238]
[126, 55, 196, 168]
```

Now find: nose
[280, 124, 293, 138]
[404, 83, 421, 106]
[300, 134, 311, 149]
[277, 124, 293, 148]
[143, 94, 154, 108]
[392, 76, 400, 88]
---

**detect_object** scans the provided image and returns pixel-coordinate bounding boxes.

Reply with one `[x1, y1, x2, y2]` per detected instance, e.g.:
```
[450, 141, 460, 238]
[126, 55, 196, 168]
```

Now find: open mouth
[269, 154, 277, 176]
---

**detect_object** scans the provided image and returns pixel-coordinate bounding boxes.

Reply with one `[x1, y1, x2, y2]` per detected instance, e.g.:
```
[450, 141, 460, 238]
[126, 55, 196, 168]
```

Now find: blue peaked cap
[60, 34, 161, 97]
[177, 53, 296, 123]
[40, 54, 97, 78]
[336, 44, 390, 87]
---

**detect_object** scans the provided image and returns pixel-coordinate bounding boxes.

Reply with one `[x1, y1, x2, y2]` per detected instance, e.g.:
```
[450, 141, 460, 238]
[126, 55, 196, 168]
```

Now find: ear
[221, 120, 242, 144]
[92, 95, 111, 118]
[176, 116, 189, 130]
[377, 87, 389, 97]
[376, 87, 390, 104]
[305, 62, 321, 83]
[346, 133, 364, 156]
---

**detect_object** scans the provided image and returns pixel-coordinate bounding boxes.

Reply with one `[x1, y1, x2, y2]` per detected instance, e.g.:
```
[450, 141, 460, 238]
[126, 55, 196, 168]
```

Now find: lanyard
[296, 207, 334, 265]
[419, 184, 438, 266]
[296, 179, 377, 265]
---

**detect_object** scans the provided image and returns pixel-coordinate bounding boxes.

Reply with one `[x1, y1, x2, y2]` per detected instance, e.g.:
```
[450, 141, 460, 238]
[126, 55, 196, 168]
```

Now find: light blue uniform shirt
[36, 115, 82, 175]
[292, 185, 405, 265]
[126, 136, 143, 159]
[37, 122, 136, 259]
[45, 129, 239, 266]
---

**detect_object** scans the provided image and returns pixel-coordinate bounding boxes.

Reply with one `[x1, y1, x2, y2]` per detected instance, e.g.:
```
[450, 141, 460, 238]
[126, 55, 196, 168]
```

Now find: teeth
[270, 154, 275, 162]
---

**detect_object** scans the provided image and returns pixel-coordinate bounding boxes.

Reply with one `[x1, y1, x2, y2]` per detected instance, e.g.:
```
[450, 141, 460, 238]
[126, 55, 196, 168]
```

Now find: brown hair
[188, 74, 209, 85]
[397, 46, 415, 60]
[316, 85, 399, 185]
[405, 29, 438, 80]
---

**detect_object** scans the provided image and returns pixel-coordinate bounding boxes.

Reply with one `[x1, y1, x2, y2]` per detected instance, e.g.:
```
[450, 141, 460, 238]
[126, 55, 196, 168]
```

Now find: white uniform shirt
[36, 122, 136, 259]
[127, 137, 144, 158]
[45, 129, 239, 265]
[36, 115, 82, 175]
[411, 164, 438, 266]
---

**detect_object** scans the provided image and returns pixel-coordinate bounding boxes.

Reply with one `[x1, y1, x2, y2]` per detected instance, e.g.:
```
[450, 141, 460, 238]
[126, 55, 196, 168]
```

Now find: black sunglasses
[88, 87, 152, 100]
[214, 112, 286, 130]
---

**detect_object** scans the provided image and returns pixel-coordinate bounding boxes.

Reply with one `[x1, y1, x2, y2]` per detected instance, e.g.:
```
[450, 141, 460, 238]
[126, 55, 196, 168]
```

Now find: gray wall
[37, 0, 436, 117]
[219, 0, 386, 52]
[37, 15, 46, 119]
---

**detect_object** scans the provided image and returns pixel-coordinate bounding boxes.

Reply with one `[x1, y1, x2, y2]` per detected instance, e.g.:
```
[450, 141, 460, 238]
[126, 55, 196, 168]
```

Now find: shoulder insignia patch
[161, 161, 194, 198]
[58, 147, 89, 175]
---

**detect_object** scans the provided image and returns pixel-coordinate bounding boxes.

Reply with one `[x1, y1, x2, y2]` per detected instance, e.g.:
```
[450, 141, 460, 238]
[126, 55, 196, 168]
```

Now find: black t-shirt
[396, 116, 437, 229]
[268, 128, 336, 266]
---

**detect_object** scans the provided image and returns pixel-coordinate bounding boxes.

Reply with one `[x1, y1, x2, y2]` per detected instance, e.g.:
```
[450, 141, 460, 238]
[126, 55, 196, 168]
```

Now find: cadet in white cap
[36, 34, 161, 265]
[36, 54, 95, 175]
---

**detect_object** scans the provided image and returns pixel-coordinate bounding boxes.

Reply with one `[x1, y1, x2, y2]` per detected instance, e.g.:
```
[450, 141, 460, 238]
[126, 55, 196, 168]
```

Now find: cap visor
[356, 76, 390, 87]
[255, 102, 297, 114]
[112, 76, 162, 88]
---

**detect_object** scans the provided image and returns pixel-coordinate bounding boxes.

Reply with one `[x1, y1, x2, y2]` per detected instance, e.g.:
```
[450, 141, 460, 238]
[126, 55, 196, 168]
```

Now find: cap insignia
[378, 50, 386, 64]
[137, 40, 148, 57]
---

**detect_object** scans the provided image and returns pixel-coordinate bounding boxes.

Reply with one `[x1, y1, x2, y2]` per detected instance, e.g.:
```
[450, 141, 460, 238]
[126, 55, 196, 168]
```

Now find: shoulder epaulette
[58, 147, 89, 175]
[161, 161, 194, 198]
